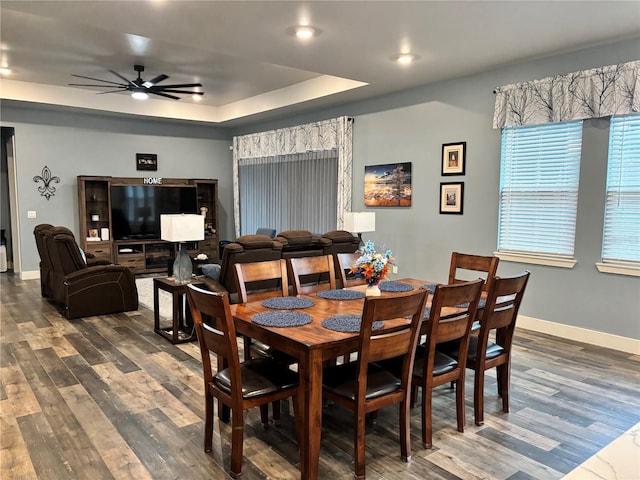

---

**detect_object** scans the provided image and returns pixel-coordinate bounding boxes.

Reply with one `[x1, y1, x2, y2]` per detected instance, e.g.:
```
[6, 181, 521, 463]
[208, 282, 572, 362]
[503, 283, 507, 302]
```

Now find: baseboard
[21, 270, 40, 280]
[518, 315, 640, 355]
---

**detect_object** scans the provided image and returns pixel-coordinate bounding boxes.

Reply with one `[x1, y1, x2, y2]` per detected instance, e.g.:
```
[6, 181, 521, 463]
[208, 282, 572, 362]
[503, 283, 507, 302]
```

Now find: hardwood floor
[2, 273, 639, 479]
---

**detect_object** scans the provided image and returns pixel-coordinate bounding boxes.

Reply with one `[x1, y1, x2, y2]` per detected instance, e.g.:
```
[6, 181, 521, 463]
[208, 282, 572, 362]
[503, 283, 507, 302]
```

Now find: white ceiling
[1, 1, 639, 127]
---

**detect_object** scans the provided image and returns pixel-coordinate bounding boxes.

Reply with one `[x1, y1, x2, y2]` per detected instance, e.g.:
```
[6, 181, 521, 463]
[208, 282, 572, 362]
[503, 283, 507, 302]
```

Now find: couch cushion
[235, 234, 279, 250]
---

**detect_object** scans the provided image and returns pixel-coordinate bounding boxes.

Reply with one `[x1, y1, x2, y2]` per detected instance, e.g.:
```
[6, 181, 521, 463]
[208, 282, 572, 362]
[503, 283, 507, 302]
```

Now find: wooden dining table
[229, 278, 439, 480]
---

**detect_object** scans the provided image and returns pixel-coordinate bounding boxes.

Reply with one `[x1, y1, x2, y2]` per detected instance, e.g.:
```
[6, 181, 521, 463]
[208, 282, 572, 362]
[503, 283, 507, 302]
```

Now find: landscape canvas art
[364, 162, 412, 207]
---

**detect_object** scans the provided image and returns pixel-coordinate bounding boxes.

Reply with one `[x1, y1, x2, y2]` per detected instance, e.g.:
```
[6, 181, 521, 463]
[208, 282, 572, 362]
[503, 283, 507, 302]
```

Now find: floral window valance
[493, 60, 639, 128]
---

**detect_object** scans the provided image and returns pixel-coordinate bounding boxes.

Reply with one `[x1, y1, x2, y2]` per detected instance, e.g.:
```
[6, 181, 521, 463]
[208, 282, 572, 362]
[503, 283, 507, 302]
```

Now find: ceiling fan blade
[109, 70, 137, 87]
[70, 74, 127, 87]
[69, 83, 126, 87]
[150, 91, 180, 100]
[153, 89, 204, 95]
[96, 89, 129, 94]
[152, 83, 203, 89]
[143, 74, 169, 87]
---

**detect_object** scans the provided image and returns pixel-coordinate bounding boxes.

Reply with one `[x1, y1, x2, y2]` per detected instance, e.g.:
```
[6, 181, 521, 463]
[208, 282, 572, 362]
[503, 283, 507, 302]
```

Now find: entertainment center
[77, 175, 219, 274]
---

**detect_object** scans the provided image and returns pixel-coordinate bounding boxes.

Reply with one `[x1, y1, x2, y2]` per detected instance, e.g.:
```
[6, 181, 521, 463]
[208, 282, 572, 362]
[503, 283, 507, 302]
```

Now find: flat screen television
[110, 185, 198, 240]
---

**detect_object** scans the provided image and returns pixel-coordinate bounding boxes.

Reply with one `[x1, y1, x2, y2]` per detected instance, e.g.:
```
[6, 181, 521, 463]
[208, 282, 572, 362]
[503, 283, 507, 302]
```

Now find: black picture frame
[136, 153, 158, 171]
[439, 182, 464, 214]
[441, 142, 466, 176]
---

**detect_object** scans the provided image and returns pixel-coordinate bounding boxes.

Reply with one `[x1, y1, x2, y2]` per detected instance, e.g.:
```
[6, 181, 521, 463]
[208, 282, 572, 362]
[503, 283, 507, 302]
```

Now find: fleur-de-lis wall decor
[33, 166, 61, 200]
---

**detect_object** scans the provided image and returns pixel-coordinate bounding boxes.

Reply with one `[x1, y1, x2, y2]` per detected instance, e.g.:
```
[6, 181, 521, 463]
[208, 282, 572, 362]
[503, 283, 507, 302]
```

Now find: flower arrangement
[351, 241, 394, 287]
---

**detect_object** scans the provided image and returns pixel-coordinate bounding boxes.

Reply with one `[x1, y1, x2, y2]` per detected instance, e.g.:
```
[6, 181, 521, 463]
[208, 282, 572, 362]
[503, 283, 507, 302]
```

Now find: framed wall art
[136, 153, 158, 171]
[440, 182, 464, 214]
[364, 162, 412, 207]
[441, 142, 466, 176]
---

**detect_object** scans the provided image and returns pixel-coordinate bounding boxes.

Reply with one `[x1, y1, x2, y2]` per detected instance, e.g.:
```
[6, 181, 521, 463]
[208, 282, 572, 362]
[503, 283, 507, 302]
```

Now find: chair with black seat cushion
[448, 251, 499, 294]
[446, 271, 530, 426]
[336, 252, 367, 289]
[322, 289, 429, 480]
[287, 254, 336, 295]
[407, 279, 483, 449]
[186, 284, 299, 479]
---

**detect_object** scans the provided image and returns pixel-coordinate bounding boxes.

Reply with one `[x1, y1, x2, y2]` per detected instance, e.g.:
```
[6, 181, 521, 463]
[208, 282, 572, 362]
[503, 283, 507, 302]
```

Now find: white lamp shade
[343, 212, 375, 233]
[160, 214, 205, 242]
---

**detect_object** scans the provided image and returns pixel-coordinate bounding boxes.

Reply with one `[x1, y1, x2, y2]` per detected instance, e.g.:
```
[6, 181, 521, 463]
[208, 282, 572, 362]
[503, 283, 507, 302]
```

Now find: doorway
[1, 127, 16, 273]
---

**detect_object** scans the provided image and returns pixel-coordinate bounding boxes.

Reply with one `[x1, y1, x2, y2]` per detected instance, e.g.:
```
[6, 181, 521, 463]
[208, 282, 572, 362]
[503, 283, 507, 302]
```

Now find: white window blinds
[602, 114, 640, 264]
[498, 121, 583, 258]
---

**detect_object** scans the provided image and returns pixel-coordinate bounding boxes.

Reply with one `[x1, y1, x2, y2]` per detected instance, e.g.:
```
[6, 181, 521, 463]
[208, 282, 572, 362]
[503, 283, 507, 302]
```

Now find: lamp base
[173, 244, 193, 283]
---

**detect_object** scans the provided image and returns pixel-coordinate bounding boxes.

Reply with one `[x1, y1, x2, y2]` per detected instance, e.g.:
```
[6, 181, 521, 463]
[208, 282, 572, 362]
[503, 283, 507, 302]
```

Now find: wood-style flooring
[1, 273, 639, 479]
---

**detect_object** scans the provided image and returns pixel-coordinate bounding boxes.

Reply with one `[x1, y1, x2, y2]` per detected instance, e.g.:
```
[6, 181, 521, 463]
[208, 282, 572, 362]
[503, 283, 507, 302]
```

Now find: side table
[153, 276, 204, 344]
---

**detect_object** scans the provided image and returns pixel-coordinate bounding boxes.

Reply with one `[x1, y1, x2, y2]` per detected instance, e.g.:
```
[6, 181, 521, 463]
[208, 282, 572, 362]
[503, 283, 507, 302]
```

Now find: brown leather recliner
[201, 234, 284, 303]
[33, 223, 55, 298]
[45, 227, 138, 319]
[321, 230, 361, 286]
[275, 230, 329, 259]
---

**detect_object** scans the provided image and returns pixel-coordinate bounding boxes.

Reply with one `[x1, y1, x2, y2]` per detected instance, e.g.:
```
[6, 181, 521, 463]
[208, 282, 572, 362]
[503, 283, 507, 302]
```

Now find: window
[238, 151, 338, 235]
[599, 114, 640, 275]
[497, 121, 583, 267]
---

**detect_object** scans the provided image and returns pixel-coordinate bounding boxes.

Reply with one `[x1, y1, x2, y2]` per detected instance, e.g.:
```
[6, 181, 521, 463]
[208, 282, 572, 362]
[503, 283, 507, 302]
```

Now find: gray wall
[2, 37, 638, 340]
[1, 105, 234, 273]
[235, 37, 640, 340]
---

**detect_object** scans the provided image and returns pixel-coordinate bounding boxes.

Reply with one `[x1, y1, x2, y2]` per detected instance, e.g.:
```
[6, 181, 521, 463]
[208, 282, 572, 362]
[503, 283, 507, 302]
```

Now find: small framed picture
[136, 153, 158, 171]
[440, 182, 464, 214]
[88, 228, 99, 238]
[441, 142, 466, 176]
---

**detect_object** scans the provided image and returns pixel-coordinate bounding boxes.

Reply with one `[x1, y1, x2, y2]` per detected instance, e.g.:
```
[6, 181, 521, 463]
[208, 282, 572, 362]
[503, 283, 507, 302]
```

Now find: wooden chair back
[356, 289, 429, 391]
[234, 259, 289, 303]
[448, 251, 499, 293]
[186, 285, 242, 399]
[470, 270, 530, 425]
[287, 254, 336, 295]
[336, 252, 367, 288]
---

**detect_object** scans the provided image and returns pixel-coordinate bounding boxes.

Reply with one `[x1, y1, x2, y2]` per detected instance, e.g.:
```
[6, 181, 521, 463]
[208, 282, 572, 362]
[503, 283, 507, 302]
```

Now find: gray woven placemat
[261, 297, 315, 309]
[321, 315, 384, 333]
[419, 283, 437, 293]
[316, 289, 365, 300]
[456, 299, 487, 309]
[252, 311, 313, 328]
[379, 281, 414, 292]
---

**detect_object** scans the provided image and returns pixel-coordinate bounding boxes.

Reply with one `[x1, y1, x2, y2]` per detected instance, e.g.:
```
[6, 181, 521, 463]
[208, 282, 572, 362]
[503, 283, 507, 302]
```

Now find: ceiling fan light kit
[69, 64, 204, 100]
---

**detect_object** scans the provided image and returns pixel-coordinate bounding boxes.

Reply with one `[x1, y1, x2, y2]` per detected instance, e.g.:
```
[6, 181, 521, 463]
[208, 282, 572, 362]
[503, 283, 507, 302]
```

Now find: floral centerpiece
[350, 241, 394, 289]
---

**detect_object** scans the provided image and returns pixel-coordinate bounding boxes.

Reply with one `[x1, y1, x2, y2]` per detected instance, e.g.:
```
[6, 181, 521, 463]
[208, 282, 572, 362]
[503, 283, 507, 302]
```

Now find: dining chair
[336, 252, 367, 289]
[322, 289, 429, 479]
[186, 284, 299, 479]
[287, 254, 337, 295]
[448, 251, 499, 293]
[443, 271, 530, 426]
[409, 279, 483, 449]
[234, 259, 295, 421]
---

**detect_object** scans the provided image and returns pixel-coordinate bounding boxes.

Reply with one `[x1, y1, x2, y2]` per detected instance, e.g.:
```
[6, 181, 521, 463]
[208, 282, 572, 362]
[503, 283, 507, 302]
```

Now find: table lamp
[343, 212, 376, 249]
[160, 214, 204, 283]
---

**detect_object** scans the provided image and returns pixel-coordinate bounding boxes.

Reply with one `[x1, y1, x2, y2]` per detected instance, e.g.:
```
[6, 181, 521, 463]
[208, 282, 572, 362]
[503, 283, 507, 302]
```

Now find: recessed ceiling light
[392, 53, 419, 65]
[293, 25, 318, 39]
[131, 91, 148, 100]
[0, 67, 11, 75]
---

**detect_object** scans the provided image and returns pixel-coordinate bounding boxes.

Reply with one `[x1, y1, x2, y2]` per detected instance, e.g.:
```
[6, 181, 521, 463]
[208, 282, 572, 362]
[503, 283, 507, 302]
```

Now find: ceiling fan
[69, 64, 204, 100]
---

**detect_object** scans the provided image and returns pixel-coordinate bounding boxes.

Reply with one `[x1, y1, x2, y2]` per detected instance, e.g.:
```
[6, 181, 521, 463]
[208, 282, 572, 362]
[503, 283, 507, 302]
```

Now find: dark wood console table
[153, 276, 204, 344]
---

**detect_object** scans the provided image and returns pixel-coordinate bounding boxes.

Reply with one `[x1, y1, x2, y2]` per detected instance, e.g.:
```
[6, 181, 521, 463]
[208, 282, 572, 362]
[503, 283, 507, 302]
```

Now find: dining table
[229, 277, 451, 480]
